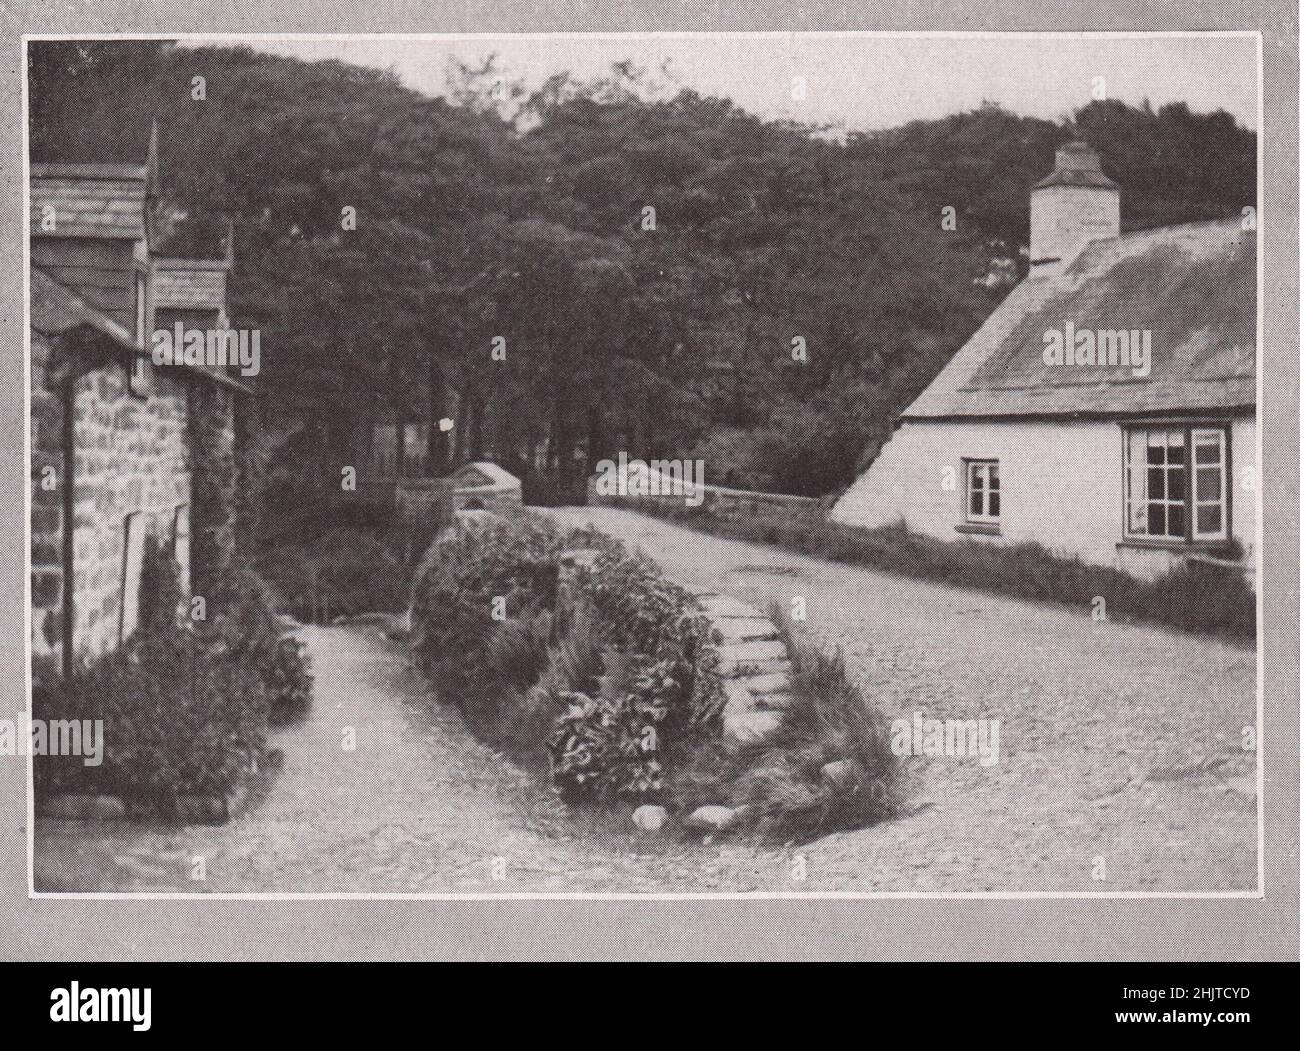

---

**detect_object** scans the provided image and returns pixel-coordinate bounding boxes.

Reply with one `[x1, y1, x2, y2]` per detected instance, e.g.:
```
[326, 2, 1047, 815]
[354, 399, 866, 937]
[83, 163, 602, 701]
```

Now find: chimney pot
[1029, 140, 1119, 274]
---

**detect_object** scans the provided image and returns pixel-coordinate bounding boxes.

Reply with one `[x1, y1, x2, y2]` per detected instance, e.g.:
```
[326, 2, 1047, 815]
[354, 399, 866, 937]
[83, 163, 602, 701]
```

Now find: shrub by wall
[34, 540, 314, 811]
[409, 514, 567, 736]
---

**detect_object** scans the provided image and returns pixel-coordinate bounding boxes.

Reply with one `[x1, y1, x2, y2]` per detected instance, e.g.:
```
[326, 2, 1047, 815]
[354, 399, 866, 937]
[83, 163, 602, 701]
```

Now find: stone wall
[587, 469, 822, 526]
[30, 330, 65, 674]
[69, 362, 191, 661]
[31, 340, 241, 672]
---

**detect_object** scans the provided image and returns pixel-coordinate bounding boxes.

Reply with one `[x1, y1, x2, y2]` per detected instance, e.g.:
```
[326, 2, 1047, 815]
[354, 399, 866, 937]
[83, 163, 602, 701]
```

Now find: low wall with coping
[587, 467, 823, 526]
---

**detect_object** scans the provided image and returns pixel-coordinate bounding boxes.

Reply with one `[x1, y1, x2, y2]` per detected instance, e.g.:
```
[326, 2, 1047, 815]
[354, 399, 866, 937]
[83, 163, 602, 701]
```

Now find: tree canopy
[30, 41, 1257, 497]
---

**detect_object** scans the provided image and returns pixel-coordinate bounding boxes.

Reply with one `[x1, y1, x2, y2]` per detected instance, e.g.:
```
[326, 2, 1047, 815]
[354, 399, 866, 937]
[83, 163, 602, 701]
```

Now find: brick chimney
[1029, 141, 1119, 275]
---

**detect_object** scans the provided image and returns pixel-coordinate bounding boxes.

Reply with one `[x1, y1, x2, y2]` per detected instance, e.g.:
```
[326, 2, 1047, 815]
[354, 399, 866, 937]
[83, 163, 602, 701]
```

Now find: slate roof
[30, 266, 136, 346]
[904, 218, 1255, 419]
[1033, 140, 1119, 191]
[30, 162, 150, 240]
[30, 266, 251, 394]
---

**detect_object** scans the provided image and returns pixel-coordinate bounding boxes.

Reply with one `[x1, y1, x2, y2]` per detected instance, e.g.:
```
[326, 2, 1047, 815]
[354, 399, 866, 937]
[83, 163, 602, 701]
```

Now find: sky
[189, 33, 1259, 132]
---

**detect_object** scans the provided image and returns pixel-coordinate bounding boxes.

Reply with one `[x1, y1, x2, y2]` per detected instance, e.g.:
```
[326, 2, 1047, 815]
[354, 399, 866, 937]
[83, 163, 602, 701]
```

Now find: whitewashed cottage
[832, 141, 1255, 582]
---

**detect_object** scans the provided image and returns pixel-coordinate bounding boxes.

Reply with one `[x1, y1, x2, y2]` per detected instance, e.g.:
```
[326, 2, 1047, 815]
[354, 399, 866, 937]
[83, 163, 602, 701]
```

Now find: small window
[402, 423, 429, 477]
[119, 513, 146, 644]
[129, 272, 150, 396]
[965, 459, 1000, 524]
[172, 504, 191, 595]
[1124, 424, 1229, 543]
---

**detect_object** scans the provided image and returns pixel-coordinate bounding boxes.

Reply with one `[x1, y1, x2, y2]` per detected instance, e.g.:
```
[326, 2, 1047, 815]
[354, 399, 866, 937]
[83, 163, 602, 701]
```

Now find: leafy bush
[266, 635, 313, 726]
[568, 537, 715, 730]
[407, 516, 715, 797]
[34, 542, 315, 810]
[669, 618, 900, 843]
[409, 514, 566, 715]
[260, 527, 406, 622]
[547, 651, 685, 800]
[34, 618, 270, 810]
[530, 536, 717, 798]
[207, 563, 315, 725]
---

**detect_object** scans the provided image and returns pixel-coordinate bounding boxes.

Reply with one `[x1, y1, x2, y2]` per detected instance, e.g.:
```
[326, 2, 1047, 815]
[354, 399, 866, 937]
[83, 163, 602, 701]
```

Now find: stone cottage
[30, 141, 252, 679]
[831, 141, 1255, 581]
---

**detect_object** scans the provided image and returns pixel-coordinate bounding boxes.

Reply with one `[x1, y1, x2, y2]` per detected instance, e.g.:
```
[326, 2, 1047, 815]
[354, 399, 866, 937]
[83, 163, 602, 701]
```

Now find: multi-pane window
[1124, 425, 1228, 543]
[402, 423, 429, 477]
[965, 459, 1000, 524]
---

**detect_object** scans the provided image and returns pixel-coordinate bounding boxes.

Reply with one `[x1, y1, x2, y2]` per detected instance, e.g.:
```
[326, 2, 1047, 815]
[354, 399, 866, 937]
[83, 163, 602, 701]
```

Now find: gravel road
[34, 507, 1256, 893]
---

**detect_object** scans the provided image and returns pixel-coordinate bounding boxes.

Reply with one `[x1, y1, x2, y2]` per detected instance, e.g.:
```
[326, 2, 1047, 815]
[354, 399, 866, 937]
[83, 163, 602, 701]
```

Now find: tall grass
[604, 498, 1255, 642]
[669, 611, 901, 844]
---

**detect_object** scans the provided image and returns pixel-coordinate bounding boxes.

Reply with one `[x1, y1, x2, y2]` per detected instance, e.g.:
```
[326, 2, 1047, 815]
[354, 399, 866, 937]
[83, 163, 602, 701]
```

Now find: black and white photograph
[2, 0, 1298, 998]
[19, 29, 1263, 898]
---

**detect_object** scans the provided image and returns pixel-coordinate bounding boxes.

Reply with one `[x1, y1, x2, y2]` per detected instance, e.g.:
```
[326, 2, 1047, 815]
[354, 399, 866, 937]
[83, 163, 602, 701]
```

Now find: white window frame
[1190, 428, 1228, 542]
[1123, 423, 1230, 544]
[964, 459, 1001, 524]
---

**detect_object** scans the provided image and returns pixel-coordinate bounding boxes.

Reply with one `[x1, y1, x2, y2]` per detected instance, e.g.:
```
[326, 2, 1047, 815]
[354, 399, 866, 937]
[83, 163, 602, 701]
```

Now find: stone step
[744, 672, 791, 696]
[723, 709, 782, 744]
[753, 692, 794, 711]
[697, 595, 765, 619]
[709, 616, 781, 643]
[715, 647, 790, 678]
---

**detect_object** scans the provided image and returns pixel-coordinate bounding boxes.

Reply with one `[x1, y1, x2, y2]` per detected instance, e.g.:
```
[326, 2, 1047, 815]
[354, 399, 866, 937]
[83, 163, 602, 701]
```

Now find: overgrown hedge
[409, 514, 715, 797]
[408, 512, 899, 842]
[34, 539, 313, 812]
[602, 498, 1256, 642]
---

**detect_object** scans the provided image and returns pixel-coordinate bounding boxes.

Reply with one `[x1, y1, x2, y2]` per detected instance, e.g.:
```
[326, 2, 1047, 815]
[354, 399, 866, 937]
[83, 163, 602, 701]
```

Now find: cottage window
[129, 271, 150, 396]
[172, 504, 191, 595]
[119, 513, 146, 644]
[1124, 425, 1229, 544]
[965, 460, 1000, 524]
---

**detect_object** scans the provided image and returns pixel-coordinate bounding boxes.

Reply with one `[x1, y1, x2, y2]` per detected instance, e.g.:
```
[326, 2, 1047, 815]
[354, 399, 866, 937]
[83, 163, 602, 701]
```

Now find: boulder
[685, 805, 737, 832]
[632, 804, 668, 832]
[723, 708, 782, 744]
[821, 759, 857, 788]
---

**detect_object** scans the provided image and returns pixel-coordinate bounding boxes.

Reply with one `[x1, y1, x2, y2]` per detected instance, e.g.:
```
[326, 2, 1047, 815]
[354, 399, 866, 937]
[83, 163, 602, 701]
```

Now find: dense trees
[30, 42, 1256, 498]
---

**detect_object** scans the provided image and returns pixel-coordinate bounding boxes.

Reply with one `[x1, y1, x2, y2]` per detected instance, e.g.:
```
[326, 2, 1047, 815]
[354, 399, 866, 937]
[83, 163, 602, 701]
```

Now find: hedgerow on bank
[407, 512, 900, 842]
[599, 497, 1255, 642]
